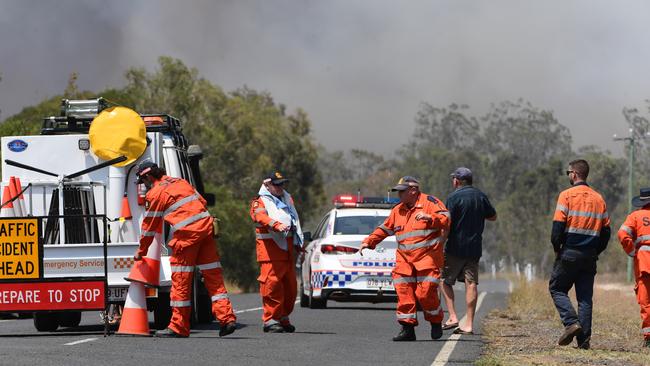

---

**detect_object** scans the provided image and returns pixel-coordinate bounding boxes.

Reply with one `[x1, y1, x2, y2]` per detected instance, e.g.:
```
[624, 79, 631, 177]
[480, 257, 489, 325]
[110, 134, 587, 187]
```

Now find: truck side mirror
[204, 193, 216, 206]
[303, 231, 312, 242]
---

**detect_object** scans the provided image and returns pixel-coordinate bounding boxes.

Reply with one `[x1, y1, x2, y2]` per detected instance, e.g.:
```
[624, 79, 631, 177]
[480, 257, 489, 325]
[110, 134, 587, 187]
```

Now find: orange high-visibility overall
[138, 176, 236, 336]
[363, 193, 450, 326]
[251, 197, 298, 328]
[618, 207, 650, 340]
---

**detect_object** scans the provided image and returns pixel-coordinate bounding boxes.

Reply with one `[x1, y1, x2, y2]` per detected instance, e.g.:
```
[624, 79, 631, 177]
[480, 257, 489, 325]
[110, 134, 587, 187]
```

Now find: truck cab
[1, 98, 214, 331]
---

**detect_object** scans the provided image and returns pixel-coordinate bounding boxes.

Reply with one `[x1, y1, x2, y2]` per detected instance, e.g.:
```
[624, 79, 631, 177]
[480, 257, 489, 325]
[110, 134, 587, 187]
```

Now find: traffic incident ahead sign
[0, 218, 42, 280]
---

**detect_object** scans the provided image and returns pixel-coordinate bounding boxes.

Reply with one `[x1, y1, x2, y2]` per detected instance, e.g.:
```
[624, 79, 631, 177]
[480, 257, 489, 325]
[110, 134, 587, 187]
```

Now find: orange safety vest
[553, 184, 610, 250]
[618, 207, 650, 277]
[363, 193, 450, 273]
[250, 197, 295, 262]
[138, 176, 212, 254]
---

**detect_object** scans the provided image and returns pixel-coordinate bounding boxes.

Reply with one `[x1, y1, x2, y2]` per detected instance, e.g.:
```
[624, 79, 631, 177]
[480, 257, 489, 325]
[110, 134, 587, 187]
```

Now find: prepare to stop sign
[0, 287, 100, 304]
[0, 281, 105, 311]
[0, 217, 106, 312]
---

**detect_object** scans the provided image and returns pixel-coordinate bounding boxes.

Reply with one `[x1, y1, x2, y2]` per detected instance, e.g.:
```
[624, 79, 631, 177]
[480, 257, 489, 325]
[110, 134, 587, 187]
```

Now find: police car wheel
[299, 283, 309, 308]
[33, 313, 59, 332]
[309, 296, 327, 309]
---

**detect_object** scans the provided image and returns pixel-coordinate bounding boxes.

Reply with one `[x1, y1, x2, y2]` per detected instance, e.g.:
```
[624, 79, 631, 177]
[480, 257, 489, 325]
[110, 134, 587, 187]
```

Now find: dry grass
[477, 276, 650, 366]
[224, 280, 244, 294]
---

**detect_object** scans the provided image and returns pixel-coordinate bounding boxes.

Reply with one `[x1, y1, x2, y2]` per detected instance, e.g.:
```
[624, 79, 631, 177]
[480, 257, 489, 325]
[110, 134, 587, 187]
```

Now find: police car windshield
[334, 216, 388, 236]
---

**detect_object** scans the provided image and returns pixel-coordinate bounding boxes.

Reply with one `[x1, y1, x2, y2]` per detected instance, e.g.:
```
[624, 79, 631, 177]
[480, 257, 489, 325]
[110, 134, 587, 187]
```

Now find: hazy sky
[2, 0, 650, 156]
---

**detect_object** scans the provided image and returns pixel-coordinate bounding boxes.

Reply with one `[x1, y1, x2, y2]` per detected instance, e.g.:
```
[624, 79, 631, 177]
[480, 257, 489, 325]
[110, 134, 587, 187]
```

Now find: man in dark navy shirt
[441, 167, 496, 335]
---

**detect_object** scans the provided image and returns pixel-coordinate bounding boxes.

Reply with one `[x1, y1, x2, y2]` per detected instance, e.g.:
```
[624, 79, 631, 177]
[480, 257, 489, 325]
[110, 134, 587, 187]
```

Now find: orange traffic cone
[126, 233, 162, 287]
[119, 195, 132, 222]
[117, 281, 151, 336]
[13, 177, 27, 216]
[8, 177, 22, 217]
[0, 185, 15, 218]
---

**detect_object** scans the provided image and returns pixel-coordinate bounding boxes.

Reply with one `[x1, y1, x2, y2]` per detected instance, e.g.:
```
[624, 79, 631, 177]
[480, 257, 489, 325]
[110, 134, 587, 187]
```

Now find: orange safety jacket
[552, 182, 610, 254]
[138, 176, 212, 255]
[618, 207, 650, 277]
[250, 197, 296, 262]
[363, 193, 450, 273]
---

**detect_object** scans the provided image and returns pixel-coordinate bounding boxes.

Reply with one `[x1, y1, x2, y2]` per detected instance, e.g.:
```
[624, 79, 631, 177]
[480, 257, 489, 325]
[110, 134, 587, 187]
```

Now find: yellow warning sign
[0, 218, 41, 280]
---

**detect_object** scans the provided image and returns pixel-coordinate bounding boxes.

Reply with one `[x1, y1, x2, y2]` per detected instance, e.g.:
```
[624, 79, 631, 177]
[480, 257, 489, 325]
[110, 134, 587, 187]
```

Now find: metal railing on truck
[0, 214, 111, 336]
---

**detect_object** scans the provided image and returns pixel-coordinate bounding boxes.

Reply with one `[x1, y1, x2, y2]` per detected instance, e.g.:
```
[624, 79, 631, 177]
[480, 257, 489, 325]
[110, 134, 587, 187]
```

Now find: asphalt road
[0, 279, 508, 366]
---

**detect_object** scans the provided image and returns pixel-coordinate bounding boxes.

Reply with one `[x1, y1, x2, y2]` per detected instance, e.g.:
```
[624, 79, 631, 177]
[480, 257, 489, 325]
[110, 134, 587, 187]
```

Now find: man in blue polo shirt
[441, 167, 496, 334]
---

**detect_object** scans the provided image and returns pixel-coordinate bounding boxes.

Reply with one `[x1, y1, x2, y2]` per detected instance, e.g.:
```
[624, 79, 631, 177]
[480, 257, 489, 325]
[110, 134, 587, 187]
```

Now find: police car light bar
[333, 194, 398, 209]
[333, 194, 360, 208]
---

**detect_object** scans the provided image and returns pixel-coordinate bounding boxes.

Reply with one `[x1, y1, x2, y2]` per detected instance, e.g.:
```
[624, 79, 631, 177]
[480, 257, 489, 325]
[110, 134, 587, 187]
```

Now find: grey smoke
[2, 0, 650, 156]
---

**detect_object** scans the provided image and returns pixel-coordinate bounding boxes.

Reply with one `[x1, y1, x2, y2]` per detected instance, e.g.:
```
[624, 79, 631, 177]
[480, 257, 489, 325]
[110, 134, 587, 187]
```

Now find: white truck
[1, 98, 215, 331]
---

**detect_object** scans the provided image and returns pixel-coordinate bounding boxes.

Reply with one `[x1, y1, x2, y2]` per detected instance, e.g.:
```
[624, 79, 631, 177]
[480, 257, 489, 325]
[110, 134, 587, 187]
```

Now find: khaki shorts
[442, 253, 479, 286]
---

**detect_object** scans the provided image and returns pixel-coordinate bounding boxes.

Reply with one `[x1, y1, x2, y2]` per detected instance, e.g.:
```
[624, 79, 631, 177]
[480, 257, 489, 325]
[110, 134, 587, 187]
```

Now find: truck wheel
[58, 311, 82, 327]
[299, 283, 309, 308]
[154, 292, 172, 330]
[192, 273, 213, 325]
[33, 313, 59, 332]
[194, 292, 213, 324]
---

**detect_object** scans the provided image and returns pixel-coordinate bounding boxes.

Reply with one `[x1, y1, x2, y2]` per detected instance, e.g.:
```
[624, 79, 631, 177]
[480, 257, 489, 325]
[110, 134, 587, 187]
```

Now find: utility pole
[614, 129, 649, 282]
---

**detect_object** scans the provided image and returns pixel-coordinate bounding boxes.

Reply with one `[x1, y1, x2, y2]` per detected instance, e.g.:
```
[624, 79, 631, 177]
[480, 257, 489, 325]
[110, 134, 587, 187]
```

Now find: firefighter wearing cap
[360, 176, 450, 341]
[550, 159, 610, 349]
[134, 161, 237, 338]
[618, 187, 650, 348]
[250, 171, 304, 333]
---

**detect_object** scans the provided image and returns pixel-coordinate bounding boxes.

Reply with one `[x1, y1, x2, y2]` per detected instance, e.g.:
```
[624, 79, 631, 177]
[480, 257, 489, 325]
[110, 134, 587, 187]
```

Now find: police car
[300, 195, 398, 309]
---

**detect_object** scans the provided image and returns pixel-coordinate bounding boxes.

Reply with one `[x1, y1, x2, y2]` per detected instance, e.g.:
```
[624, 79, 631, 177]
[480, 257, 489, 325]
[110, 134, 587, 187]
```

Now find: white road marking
[64, 337, 98, 346]
[234, 306, 263, 314]
[431, 291, 487, 366]
[234, 299, 300, 314]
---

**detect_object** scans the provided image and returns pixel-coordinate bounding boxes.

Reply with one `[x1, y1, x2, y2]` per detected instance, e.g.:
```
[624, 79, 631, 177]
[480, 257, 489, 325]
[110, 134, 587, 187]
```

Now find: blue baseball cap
[451, 167, 472, 180]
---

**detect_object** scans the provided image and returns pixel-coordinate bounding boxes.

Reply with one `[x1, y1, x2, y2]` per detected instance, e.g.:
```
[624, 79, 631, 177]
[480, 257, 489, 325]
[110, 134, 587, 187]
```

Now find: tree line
[1, 57, 646, 289]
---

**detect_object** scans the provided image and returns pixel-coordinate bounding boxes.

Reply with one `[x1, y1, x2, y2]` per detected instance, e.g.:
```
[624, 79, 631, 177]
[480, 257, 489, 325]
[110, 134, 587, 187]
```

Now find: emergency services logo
[7, 139, 28, 153]
[275, 172, 283, 179]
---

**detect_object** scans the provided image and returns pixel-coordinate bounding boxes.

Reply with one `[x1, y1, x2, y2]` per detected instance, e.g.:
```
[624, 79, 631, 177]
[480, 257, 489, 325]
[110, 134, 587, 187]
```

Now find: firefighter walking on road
[134, 161, 237, 338]
[549, 159, 610, 350]
[251, 171, 304, 333]
[618, 187, 650, 348]
[360, 176, 450, 341]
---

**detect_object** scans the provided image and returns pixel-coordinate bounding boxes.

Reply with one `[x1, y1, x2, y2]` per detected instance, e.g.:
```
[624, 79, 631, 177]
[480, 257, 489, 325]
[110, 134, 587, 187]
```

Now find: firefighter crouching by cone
[133, 161, 237, 338]
[360, 176, 450, 341]
[618, 187, 650, 348]
[251, 171, 304, 333]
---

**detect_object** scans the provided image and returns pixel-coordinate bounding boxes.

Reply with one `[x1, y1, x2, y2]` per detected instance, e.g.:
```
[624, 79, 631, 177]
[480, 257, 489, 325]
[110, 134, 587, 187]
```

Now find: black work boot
[392, 324, 416, 342]
[155, 328, 187, 338]
[558, 323, 582, 346]
[219, 322, 237, 337]
[576, 335, 590, 350]
[431, 322, 443, 340]
[263, 323, 285, 333]
[282, 323, 296, 333]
